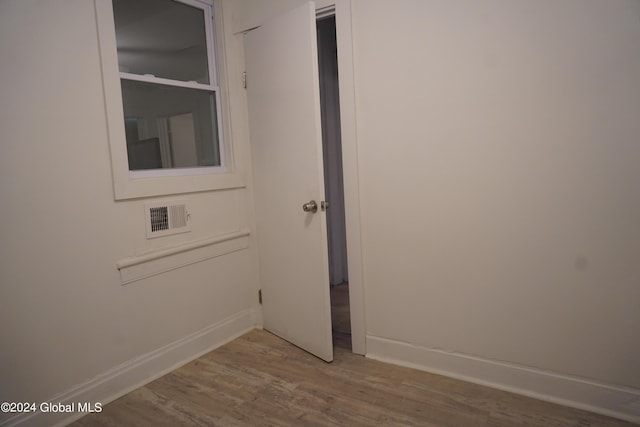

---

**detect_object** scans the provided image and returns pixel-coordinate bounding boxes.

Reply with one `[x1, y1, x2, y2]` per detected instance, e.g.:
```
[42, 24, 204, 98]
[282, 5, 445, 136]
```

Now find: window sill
[113, 170, 245, 200]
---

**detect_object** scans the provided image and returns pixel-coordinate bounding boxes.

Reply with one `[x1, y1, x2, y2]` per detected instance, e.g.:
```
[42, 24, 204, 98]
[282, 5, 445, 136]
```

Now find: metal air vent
[145, 199, 191, 238]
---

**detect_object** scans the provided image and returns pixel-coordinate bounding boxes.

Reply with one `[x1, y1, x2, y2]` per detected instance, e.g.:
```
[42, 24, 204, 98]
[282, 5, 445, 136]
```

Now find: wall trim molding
[117, 228, 250, 285]
[366, 335, 640, 424]
[3, 309, 258, 427]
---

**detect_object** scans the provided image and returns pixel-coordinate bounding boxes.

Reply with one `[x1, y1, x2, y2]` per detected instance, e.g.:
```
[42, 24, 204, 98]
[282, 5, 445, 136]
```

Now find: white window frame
[95, 0, 243, 200]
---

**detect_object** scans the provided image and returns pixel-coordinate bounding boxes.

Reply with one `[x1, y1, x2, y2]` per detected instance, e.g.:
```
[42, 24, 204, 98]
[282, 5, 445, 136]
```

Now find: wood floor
[71, 328, 634, 427]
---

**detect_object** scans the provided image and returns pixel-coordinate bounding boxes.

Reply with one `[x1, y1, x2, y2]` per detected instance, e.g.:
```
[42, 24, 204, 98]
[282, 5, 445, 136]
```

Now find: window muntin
[111, 0, 222, 173]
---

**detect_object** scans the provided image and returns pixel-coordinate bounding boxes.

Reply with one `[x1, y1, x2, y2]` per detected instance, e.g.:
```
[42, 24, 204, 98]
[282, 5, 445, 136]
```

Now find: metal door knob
[302, 200, 318, 213]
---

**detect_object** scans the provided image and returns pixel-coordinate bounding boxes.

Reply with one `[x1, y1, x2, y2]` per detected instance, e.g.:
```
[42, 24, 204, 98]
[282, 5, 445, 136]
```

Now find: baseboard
[366, 335, 640, 424]
[3, 308, 258, 427]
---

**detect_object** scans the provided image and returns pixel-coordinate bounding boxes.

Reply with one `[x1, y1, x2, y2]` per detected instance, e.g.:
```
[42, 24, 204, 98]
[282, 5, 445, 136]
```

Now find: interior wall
[351, 0, 640, 389]
[0, 0, 259, 422]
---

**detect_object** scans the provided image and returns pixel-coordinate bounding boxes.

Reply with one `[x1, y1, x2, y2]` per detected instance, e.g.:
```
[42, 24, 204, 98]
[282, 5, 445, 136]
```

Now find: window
[96, 0, 243, 199]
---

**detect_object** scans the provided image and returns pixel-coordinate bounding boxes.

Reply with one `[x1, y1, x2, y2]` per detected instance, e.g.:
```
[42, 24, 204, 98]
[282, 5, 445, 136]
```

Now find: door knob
[302, 200, 318, 213]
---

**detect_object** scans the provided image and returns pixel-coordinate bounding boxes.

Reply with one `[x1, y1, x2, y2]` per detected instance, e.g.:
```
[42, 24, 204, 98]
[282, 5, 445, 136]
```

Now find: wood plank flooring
[71, 329, 635, 426]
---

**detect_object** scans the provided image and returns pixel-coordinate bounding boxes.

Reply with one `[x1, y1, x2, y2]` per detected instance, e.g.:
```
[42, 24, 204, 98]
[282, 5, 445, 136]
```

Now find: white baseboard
[3, 308, 258, 427]
[366, 335, 640, 424]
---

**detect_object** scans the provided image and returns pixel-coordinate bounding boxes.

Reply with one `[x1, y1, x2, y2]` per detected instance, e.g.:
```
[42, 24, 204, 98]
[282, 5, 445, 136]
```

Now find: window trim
[95, 0, 243, 200]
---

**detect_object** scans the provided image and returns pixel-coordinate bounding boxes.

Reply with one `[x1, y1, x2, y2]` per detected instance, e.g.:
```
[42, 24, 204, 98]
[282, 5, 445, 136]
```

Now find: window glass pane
[112, 0, 210, 84]
[121, 80, 220, 170]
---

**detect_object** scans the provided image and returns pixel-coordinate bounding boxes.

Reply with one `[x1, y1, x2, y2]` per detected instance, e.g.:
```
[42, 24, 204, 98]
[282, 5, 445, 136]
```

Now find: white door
[245, 2, 333, 361]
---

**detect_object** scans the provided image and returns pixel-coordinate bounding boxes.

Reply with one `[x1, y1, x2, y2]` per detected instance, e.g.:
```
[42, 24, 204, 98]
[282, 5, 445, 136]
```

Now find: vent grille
[145, 200, 191, 238]
[169, 204, 187, 228]
[150, 207, 169, 232]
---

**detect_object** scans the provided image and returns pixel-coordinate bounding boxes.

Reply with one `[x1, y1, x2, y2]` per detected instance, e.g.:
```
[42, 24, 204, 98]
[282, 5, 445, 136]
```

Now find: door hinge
[258, 289, 262, 304]
[242, 71, 247, 89]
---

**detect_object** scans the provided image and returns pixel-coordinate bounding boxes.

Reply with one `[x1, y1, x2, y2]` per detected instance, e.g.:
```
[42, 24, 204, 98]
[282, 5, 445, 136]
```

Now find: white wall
[351, 0, 640, 417]
[231, 0, 640, 420]
[352, 0, 640, 382]
[0, 0, 260, 425]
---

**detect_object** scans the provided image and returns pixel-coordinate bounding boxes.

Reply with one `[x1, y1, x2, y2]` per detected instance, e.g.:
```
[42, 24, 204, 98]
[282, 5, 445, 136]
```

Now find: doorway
[242, 1, 364, 360]
[317, 16, 351, 349]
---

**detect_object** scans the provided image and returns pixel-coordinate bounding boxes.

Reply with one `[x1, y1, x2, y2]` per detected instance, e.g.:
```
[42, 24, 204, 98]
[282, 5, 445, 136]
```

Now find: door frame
[315, 0, 365, 355]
